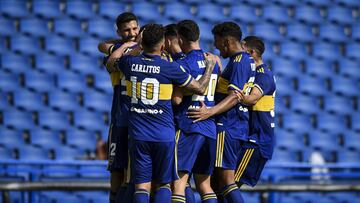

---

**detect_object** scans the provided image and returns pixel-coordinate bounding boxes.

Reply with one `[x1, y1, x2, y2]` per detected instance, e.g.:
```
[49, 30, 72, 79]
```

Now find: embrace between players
[98, 12, 276, 203]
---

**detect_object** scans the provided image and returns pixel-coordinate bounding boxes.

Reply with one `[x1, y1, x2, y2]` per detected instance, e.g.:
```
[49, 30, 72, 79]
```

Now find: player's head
[116, 12, 140, 42]
[164, 23, 179, 52]
[141, 23, 165, 53]
[176, 20, 200, 48]
[212, 22, 242, 58]
[242, 36, 265, 60]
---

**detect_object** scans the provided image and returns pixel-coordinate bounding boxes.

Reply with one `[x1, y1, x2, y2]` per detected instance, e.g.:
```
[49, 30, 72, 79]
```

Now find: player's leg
[214, 131, 243, 203]
[185, 178, 195, 203]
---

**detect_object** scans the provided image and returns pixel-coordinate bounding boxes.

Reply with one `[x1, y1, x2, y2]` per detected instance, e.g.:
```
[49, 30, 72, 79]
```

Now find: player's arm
[98, 39, 123, 54]
[106, 42, 137, 72]
[235, 85, 263, 106]
[172, 85, 183, 105]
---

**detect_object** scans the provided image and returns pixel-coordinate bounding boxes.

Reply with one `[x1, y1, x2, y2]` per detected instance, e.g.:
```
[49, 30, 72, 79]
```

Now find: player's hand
[124, 41, 137, 49]
[235, 90, 245, 103]
[204, 53, 216, 68]
[187, 101, 212, 123]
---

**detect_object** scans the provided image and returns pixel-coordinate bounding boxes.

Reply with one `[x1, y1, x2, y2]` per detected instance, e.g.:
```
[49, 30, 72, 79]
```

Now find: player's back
[175, 49, 220, 138]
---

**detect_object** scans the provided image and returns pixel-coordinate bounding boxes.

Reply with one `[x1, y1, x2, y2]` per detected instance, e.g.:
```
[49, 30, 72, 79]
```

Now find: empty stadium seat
[286, 23, 315, 42]
[0, 37, 6, 54]
[270, 0, 301, 6]
[55, 146, 84, 160]
[351, 113, 360, 132]
[69, 53, 101, 75]
[42, 165, 78, 178]
[73, 110, 107, 131]
[276, 129, 305, 150]
[79, 36, 103, 57]
[291, 93, 320, 115]
[98, 1, 126, 20]
[323, 95, 354, 116]
[343, 130, 360, 150]
[230, 5, 258, 23]
[337, 149, 360, 163]
[274, 75, 295, 96]
[38, 110, 71, 131]
[331, 76, 358, 97]
[197, 3, 227, 23]
[45, 35, 76, 56]
[295, 6, 323, 24]
[0, 128, 25, 149]
[262, 5, 291, 23]
[32, 0, 62, 19]
[20, 17, 49, 37]
[316, 113, 347, 134]
[18, 146, 49, 160]
[309, 130, 340, 152]
[83, 90, 112, 112]
[351, 23, 360, 41]
[88, 17, 116, 38]
[40, 192, 85, 203]
[319, 24, 347, 43]
[0, 71, 20, 91]
[312, 42, 341, 61]
[305, 58, 334, 78]
[24, 71, 56, 92]
[345, 43, 360, 60]
[327, 6, 356, 25]
[298, 75, 329, 96]
[253, 22, 283, 42]
[0, 92, 10, 110]
[13, 90, 45, 111]
[0, 0, 29, 18]
[280, 41, 309, 61]
[48, 90, 81, 112]
[0, 18, 16, 36]
[282, 113, 314, 134]
[197, 21, 214, 42]
[338, 59, 360, 80]
[271, 57, 302, 78]
[132, 2, 162, 21]
[35, 52, 66, 74]
[270, 148, 301, 163]
[1, 52, 31, 73]
[94, 71, 113, 93]
[164, 3, 194, 21]
[54, 18, 84, 38]
[11, 35, 41, 55]
[79, 165, 107, 178]
[303, 0, 332, 6]
[0, 147, 14, 160]
[30, 129, 63, 150]
[65, 129, 97, 151]
[57, 71, 88, 93]
[65, 0, 94, 19]
[2, 109, 35, 130]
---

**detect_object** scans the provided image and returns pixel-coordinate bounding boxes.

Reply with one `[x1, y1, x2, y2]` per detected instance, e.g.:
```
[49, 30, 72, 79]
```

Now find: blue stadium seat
[0, 37, 6, 54]
[337, 149, 360, 163]
[54, 18, 84, 38]
[0, 147, 14, 160]
[88, 17, 116, 38]
[280, 41, 308, 61]
[65, 129, 97, 151]
[197, 21, 214, 42]
[282, 113, 314, 134]
[323, 96, 354, 116]
[0, 18, 16, 36]
[79, 165, 107, 178]
[327, 6, 356, 25]
[45, 35, 76, 56]
[303, 0, 332, 6]
[327, 192, 359, 203]
[291, 93, 320, 115]
[343, 130, 360, 150]
[66, 0, 94, 19]
[0, 128, 25, 149]
[41, 192, 84, 203]
[33, 0, 62, 19]
[270, 0, 302, 6]
[42, 165, 78, 178]
[279, 195, 306, 203]
[351, 23, 360, 41]
[253, 22, 282, 42]
[299, 76, 328, 96]
[0, 92, 10, 110]
[79, 36, 103, 57]
[94, 71, 112, 93]
[338, 59, 360, 80]
[73, 110, 107, 131]
[345, 43, 360, 60]
[271, 57, 302, 78]
[48, 90, 81, 111]
[13, 90, 45, 111]
[132, 2, 162, 21]
[270, 148, 301, 163]
[331, 76, 358, 97]
[83, 90, 112, 112]
[2, 109, 35, 130]
[319, 24, 347, 43]
[35, 52, 65, 74]
[312, 42, 341, 61]
[69, 53, 101, 75]
[276, 129, 305, 150]
[309, 130, 340, 152]
[20, 17, 49, 37]
[334, 0, 360, 6]
[274, 75, 295, 96]
[197, 4, 227, 23]
[286, 23, 315, 42]
[99, 1, 126, 20]
[76, 191, 109, 203]
[11, 35, 41, 55]
[30, 129, 63, 150]
[351, 113, 360, 132]
[275, 95, 288, 115]
[0, 71, 20, 91]
[262, 5, 291, 23]
[305, 58, 334, 78]
[19, 146, 49, 160]
[230, 5, 258, 23]
[0, 0, 29, 18]
[24, 71, 56, 92]
[38, 110, 71, 131]
[295, 6, 323, 24]
[1, 52, 31, 73]
[212, 0, 233, 4]
[316, 113, 347, 134]
[164, 3, 194, 21]
[57, 71, 88, 93]
[55, 146, 84, 160]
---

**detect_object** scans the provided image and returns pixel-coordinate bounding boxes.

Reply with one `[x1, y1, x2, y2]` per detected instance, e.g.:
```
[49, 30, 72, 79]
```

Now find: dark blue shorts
[107, 124, 128, 171]
[234, 143, 268, 187]
[215, 130, 243, 170]
[129, 139, 179, 184]
[177, 130, 216, 175]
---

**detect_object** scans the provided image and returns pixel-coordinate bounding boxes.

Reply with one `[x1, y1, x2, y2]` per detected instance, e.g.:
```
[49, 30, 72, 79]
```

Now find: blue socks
[171, 194, 186, 203]
[201, 193, 217, 203]
[134, 189, 150, 203]
[222, 184, 243, 203]
[153, 185, 172, 203]
[185, 183, 195, 203]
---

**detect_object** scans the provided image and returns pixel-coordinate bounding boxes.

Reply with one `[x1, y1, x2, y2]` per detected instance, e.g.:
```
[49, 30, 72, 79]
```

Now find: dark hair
[142, 24, 165, 50]
[212, 22, 242, 42]
[176, 20, 200, 42]
[116, 12, 138, 29]
[243, 35, 265, 56]
[164, 24, 178, 37]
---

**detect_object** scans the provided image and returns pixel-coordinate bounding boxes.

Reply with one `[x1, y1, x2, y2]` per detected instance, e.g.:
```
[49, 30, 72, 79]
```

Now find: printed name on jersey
[131, 64, 160, 74]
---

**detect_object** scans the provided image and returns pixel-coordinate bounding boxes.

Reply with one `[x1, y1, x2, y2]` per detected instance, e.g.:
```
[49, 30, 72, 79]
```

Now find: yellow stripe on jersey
[126, 81, 173, 100]
[252, 95, 275, 111]
[109, 72, 122, 87]
[179, 75, 192, 87]
[216, 76, 229, 94]
[228, 84, 240, 91]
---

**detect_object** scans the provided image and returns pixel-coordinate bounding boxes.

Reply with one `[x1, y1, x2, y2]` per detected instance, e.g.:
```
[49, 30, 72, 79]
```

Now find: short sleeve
[228, 59, 255, 91]
[254, 73, 274, 95]
[169, 63, 193, 87]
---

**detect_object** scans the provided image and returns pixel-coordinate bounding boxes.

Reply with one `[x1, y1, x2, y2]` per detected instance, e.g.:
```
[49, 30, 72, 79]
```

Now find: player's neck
[183, 42, 201, 54]
[228, 42, 244, 56]
[255, 58, 264, 67]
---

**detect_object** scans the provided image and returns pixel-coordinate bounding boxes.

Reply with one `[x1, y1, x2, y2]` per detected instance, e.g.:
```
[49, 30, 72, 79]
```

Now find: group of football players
[98, 11, 276, 203]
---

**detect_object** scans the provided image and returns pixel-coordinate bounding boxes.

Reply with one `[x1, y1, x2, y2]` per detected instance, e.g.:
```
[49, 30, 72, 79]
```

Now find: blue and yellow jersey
[248, 64, 276, 159]
[215, 52, 256, 140]
[116, 53, 193, 142]
[102, 43, 136, 127]
[174, 49, 220, 139]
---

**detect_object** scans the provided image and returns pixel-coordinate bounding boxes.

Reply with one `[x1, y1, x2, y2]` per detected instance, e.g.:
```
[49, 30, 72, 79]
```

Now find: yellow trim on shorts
[175, 130, 181, 179]
[215, 131, 225, 167]
[234, 149, 254, 182]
